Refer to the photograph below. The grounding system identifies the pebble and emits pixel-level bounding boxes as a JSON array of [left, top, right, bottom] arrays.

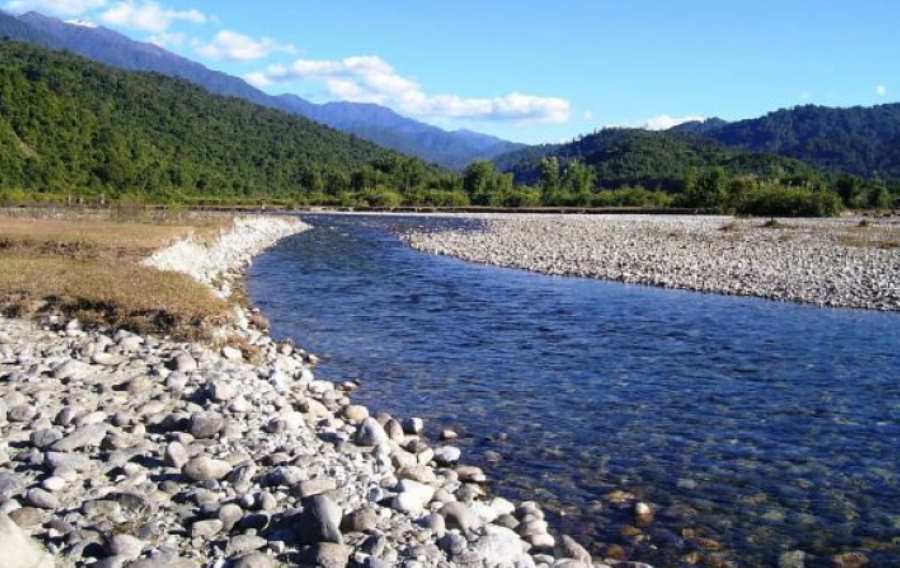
[[183, 457, 233, 481]]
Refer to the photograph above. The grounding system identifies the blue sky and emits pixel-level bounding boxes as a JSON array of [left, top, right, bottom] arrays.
[[6, 0, 899, 143]]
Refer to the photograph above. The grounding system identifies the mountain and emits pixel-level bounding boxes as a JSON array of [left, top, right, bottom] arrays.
[[680, 104, 900, 180], [494, 128, 821, 191], [0, 41, 453, 201], [2, 11, 522, 169], [668, 117, 729, 135]]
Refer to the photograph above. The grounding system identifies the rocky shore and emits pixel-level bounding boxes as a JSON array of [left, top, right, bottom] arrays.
[[0, 216, 628, 568], [404, 215, 900, 311]]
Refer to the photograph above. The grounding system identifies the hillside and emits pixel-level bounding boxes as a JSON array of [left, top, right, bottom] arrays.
[[690, 104, 900, 180], [2, 11, 523, 169], [0, 41, 450, 202], [494, 128, 821, 191]]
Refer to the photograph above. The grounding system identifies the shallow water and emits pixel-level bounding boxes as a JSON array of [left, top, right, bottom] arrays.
[[248, 214, 900, 567]]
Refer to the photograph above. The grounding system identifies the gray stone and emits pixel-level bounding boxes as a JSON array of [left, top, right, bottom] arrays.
[[300, 542, 350, 568], [341, 507, 377, 533], [107, 534, 144, 560], [50, 424, 107, 451], [0, 513, 54, 568], [439, 502, 478, 532], [167, 352, 197, 373], [218, 503, 244, 532], [0, 472, 24, 500], [183, 457, 232, 481], [165, 441, 189, 469], [354, 418, 388, 447], [29, 429, 63, 449], [8, 404, 37, 423], [26, 488, 60, 510], [433, 446, 461, 466], [52, 359, 91, 380], [557, 535, 592, 565], [226, 534, 267, 556], [191, 519, 223, 538], [231, 552, 276, 568], [296, 479, 336, 499], [296, 494, 342, 545], [189, 412, 225, 439]]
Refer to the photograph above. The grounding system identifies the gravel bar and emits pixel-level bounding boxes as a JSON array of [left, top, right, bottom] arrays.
[[404, 214, 900, 312]]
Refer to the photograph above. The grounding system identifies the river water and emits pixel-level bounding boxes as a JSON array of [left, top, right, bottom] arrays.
[[247, 214, 900, 567]]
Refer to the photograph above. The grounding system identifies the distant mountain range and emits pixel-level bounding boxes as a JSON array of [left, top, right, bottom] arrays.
[[493, 104, 900, 186], [675, 105, 900, 180], [0, 10, 524, 169], [0, 41, 453, 201], [492, 128, 820, 191]]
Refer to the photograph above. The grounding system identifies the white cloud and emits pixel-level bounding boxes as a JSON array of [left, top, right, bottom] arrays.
[[197, 30, 295, 62], [641, 114, 706, 130], [876, 84, 887, 96], [100, 1, 205, 33], [608, 114, 706, 130], [584, 110, 593, 120], [4, 0, 106, 16], [251, 55, 571, 123], [148, 30, 186, 47]]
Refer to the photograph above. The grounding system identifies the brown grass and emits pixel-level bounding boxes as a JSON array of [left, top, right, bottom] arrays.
[[0, 210, 232, 339]]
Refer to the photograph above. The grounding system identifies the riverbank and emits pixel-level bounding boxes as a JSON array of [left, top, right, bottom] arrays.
[[0, 213, 613, 568], [404, 214, 900, 311]]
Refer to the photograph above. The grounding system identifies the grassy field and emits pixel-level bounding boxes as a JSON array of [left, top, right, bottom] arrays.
[[0, 209, 232, 339]]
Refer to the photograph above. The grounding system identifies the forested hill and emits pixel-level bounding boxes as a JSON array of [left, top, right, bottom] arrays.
[[493, 128, 820, 191], [0, 41, 452, 203], [690, 104, 900, 180], [0, 11, 523, 169]]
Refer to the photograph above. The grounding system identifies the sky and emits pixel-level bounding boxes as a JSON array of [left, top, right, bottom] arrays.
[[5, 0, 900, 144]]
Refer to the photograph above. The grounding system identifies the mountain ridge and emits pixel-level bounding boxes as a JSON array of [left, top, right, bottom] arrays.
[[1, 10, 524, 169]]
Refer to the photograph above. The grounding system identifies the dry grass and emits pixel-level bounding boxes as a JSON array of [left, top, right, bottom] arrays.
[[0, 210, 232, 339]]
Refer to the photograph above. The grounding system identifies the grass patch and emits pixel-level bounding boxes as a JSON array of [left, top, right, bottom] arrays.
[[0, 210, 232, 339]]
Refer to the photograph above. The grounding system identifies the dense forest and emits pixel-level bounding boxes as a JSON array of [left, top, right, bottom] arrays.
[[0, 10, 522, 169], [493, 128, 821, 190], [490, 128, 896, 215], [0, 41, 464, 207], [693, 104, 900, 180]]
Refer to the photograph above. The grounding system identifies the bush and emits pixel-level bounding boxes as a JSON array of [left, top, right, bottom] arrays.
[[360, 189, 403, 208], [500, 188, 542, 207], [591, 187, 674, 208], [736, 184, 843, 217]]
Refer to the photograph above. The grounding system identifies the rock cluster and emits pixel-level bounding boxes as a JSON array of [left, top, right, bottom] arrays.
[[0, 312, 624, 568], [0, 216, 636, 567], [404, 215, 900, 311]]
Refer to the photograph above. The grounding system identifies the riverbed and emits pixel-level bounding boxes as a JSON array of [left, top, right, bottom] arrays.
[[248, 214, 900, 567]]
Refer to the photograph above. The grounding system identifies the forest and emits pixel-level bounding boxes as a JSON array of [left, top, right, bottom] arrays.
[[0, 41, 896, 216]]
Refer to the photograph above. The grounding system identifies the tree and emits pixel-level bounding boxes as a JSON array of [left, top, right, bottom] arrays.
[[539, 157, 561, 204], [685, 167, 729, 209], [562, 160, 596, 204], [836, 174, 861, 207]]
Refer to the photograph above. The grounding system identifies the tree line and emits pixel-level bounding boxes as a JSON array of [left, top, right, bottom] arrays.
[[1, 41, 896, 216]]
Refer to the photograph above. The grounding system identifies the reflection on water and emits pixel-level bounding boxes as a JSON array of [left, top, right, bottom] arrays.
[[248, 214, 900, 567]]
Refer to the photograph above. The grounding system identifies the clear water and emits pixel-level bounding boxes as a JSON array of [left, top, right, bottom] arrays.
[[247, 214, 900, 567]]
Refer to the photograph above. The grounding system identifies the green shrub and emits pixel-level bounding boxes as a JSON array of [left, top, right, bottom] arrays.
[[736, 185, 843, 217]]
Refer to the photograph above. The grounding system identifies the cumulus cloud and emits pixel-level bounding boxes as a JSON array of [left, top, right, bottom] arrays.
[[197, 30, 295, 62], [4, 0, 106, 16], [148, 30, 186, 47], [641, 114, 706, 130], [608, 114, 706, 130], [100, 1, 205, 33], [876, 84, 887, 96], [249, 55, 570, 123]]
